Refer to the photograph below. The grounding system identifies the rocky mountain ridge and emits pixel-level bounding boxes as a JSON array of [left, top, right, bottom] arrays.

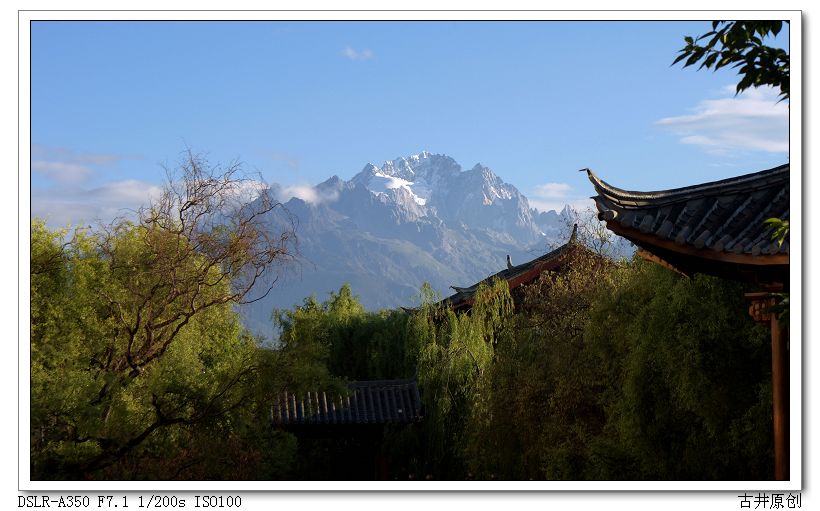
[[243, 152, 577, 339]]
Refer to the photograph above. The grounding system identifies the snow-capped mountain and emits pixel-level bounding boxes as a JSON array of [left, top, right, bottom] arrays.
[[242, 152, 574, 338], [350, 151, 459, 207], [348, 152, 547, 244]]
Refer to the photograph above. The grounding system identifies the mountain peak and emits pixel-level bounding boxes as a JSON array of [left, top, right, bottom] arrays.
[[352, 152, 461, 186], [409, 150, 431, 161], [240, 151, 589, 336]]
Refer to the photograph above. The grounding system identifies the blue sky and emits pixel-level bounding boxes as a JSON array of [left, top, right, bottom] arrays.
[[30, 20, 790, 227]]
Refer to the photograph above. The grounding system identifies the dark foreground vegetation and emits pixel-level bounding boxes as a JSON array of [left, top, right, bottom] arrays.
[[30, 158, 773, 481]]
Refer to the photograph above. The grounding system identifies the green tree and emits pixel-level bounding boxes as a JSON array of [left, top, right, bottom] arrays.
[[273, 284, 417, 383], [30, 153, 298, 478], [449, 255, 773, 480], [583, 261, 772, 479], [460, 249, 618, 479], [414, 279, 515, 478], [270, 284, 424, 479], [674, 21, 789, 100]]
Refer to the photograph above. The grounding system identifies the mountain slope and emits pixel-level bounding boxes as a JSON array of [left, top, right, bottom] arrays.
[[242, 152, 571, 339]]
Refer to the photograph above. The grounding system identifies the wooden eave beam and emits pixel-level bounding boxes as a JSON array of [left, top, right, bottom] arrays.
[[636, 248, 688, 277], [605, 221, 789, 267]]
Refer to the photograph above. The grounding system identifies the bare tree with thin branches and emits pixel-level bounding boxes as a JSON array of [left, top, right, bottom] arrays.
[[31, 151, 299, 477], [96, 151, 297, 379]]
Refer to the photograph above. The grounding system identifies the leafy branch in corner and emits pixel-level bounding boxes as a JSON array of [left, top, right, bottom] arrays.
[[673, 21, 789, 101]]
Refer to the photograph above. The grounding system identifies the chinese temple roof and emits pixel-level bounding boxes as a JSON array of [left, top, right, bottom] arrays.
[[272, 378, 422, 426], [585, 163, 789, 285], [440, 226, 589, 312]]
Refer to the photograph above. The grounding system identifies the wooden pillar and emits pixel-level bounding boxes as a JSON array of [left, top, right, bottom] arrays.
[[770, 313, 789, 480], [746, 292, 789, 480]]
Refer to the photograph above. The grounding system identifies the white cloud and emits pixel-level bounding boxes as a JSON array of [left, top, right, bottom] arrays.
[[30, 145, 141, 187], [83, 180, 164, 205], [32, 179, 163, 228], [342, 46, 374, 61], [277, 183, 339, 205], [656, 85, 788, 154], [31, 160, 93, 185], [33, 177, 287, 230], [281, 184, 318, 203], [532, 182, 572, 199], [224, 179, 270, 204]]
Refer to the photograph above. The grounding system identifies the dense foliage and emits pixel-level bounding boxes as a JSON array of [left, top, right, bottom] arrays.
[[31, 214, 774, 480], [31, 220, 286, 479], [463, 257, 772, 480], [263, 251, 773, 480], [274, 284, 417, 383], [30, 155, 300, 480]]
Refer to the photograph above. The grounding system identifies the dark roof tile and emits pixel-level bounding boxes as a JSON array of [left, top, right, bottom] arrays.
[[273, 378, 423, 426], [586, 164, 789, 259], [585, 164, 789, 285]]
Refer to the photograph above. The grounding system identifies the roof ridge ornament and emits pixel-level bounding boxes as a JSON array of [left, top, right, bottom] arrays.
[[506, 255, 513, 270], [569, 224, 578, 245]]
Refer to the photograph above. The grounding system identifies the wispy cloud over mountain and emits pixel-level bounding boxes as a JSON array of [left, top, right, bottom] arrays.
[[274, 183, 339, 205]]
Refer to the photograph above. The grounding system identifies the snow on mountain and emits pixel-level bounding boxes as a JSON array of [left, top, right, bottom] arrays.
[[346, 152, 550, 244], [241, 152, 575, 339], [350, 151, 461, 207], [367, 172, 427, 206]]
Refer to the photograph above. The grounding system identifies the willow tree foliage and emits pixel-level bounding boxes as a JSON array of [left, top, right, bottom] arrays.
[[273, 283, 417, 383], [459, 250, 619, 479], [267, 255, 773, 481], [583, 260, 772, 480], [412, 279, 515, 478], [416, 253, 773, 480]]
